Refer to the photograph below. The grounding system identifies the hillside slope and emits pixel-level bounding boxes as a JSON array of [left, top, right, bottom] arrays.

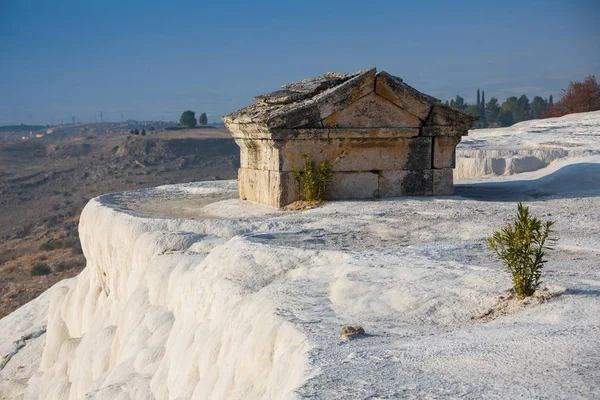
[[0, 130, 238, 318]]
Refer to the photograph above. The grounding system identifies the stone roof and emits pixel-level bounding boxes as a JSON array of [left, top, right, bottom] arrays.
[[222, 67, 477, 132]]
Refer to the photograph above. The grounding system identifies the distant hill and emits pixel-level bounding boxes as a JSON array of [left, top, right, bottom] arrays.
[[0, 124, 48, 133]]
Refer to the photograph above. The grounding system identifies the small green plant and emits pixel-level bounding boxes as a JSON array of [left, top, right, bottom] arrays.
[[31, 261, 52, 276], [292, 153, 333, 201], [39, 239, 66, 251], [488, 203, 556, 298], [54, 260, 82, 272]]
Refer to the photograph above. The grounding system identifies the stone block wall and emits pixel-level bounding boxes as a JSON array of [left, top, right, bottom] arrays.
[[224, 68, 476, 208]]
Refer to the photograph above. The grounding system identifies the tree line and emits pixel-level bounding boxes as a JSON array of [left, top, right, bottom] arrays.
[[180, 111, 208, 128], [447, 75, 600, 128]]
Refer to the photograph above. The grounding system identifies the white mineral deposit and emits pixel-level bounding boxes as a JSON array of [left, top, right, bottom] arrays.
[[1, 111, 600, 399]]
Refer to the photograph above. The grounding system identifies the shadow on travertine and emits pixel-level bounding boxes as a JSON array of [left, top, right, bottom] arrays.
[[455, 163, 600, 202]]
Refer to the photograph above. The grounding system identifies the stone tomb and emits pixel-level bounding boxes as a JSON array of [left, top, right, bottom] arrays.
[[223, 68, 476, 208]]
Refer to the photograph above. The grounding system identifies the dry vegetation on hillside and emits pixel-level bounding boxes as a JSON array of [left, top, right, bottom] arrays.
[[0, 128, 239, 317]]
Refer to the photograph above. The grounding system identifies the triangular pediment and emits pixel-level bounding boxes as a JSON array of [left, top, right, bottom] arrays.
[[322, 92, 422, 128]]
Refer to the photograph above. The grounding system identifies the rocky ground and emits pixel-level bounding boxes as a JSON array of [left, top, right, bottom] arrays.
[[0, 128, 238, 318]]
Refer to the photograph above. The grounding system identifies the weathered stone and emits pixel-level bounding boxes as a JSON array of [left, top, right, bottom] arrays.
[[235, 139, 282, 171], [433, 169, 454, 195], [327, 172, 379, 199], [252, 90, 311, 105], [223, 99, 321, 129], [282, 76, 338, 94], [314, 68, 377, 120], [238, 168, 299, 208], [339, 326, 365, 340], [421, 125, 469, 137], [424, 103, 477, 129], [324, 72, 351, 80], [223, 67, 474, 207], [433, 136, 461, 169], [375, 72, 437, 121], [279, 137, 431, 172], [327, 127, 419, 139], [264, 99, 322, 129], [378, 170, 433, 197], [269, 128, 329, 140], [227, 123, 273, 139], [322, 92, 421, 128]]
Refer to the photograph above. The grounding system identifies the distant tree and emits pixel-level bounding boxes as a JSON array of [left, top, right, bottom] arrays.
[[531, 96, 549, 119], [542, 76, 600, 119], [514, 95, 531, 122], [501, 96, 518, 114], [198, 112, 208, 126], [541, 102, 567, 118], [141, 129, 146, 136], [180, 110, 197, 128], [450, 95, 467, 111], [485, 97, 501, 126], [477, 89, 481, 107], [465, 104, 480, 117], [498, 110, 514, 127], [560, 75, 600, 114], [134, 128, 140, 135], [481, 90, 487, 127]]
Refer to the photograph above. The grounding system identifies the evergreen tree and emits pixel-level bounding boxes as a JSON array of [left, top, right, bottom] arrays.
[[180, 110, 197, 128], [465, 104, 480, 116], [481, 90, 487, 127], [450, 95, 467, 111], [498, 110, 514, 127], [549, 94, 554, 107], [199, 112, 208, 126], [531, 96, 549, 119], [515, 95, 531, 122], [485, 97, 501, 126], [477, 89, 481, 107], [502, 96, 518, 113]]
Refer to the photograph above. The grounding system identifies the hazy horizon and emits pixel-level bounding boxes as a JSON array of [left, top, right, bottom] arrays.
[[1, 0, 599, 125]]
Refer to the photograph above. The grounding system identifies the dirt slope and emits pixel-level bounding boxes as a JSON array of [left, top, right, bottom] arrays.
[[0, 129, 239, 317]]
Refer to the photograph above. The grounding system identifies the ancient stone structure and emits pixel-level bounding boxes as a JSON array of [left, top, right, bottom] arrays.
[[223, 67, 476, 208]]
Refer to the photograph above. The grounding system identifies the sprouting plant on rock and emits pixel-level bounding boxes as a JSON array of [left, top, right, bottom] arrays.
[[488, 203, 556, 298], [292, 153, 333, 202]]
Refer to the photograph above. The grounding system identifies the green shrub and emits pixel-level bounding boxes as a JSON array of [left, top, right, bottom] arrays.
[[292, 153, 333, 202], [31, 261, 52, 276], [39, 239, 65, 251], [488, 203, 556, 298], [54, 260, 79, 272]]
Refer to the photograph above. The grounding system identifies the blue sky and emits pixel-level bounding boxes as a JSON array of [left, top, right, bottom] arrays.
[[1, 0, 598, 125]]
